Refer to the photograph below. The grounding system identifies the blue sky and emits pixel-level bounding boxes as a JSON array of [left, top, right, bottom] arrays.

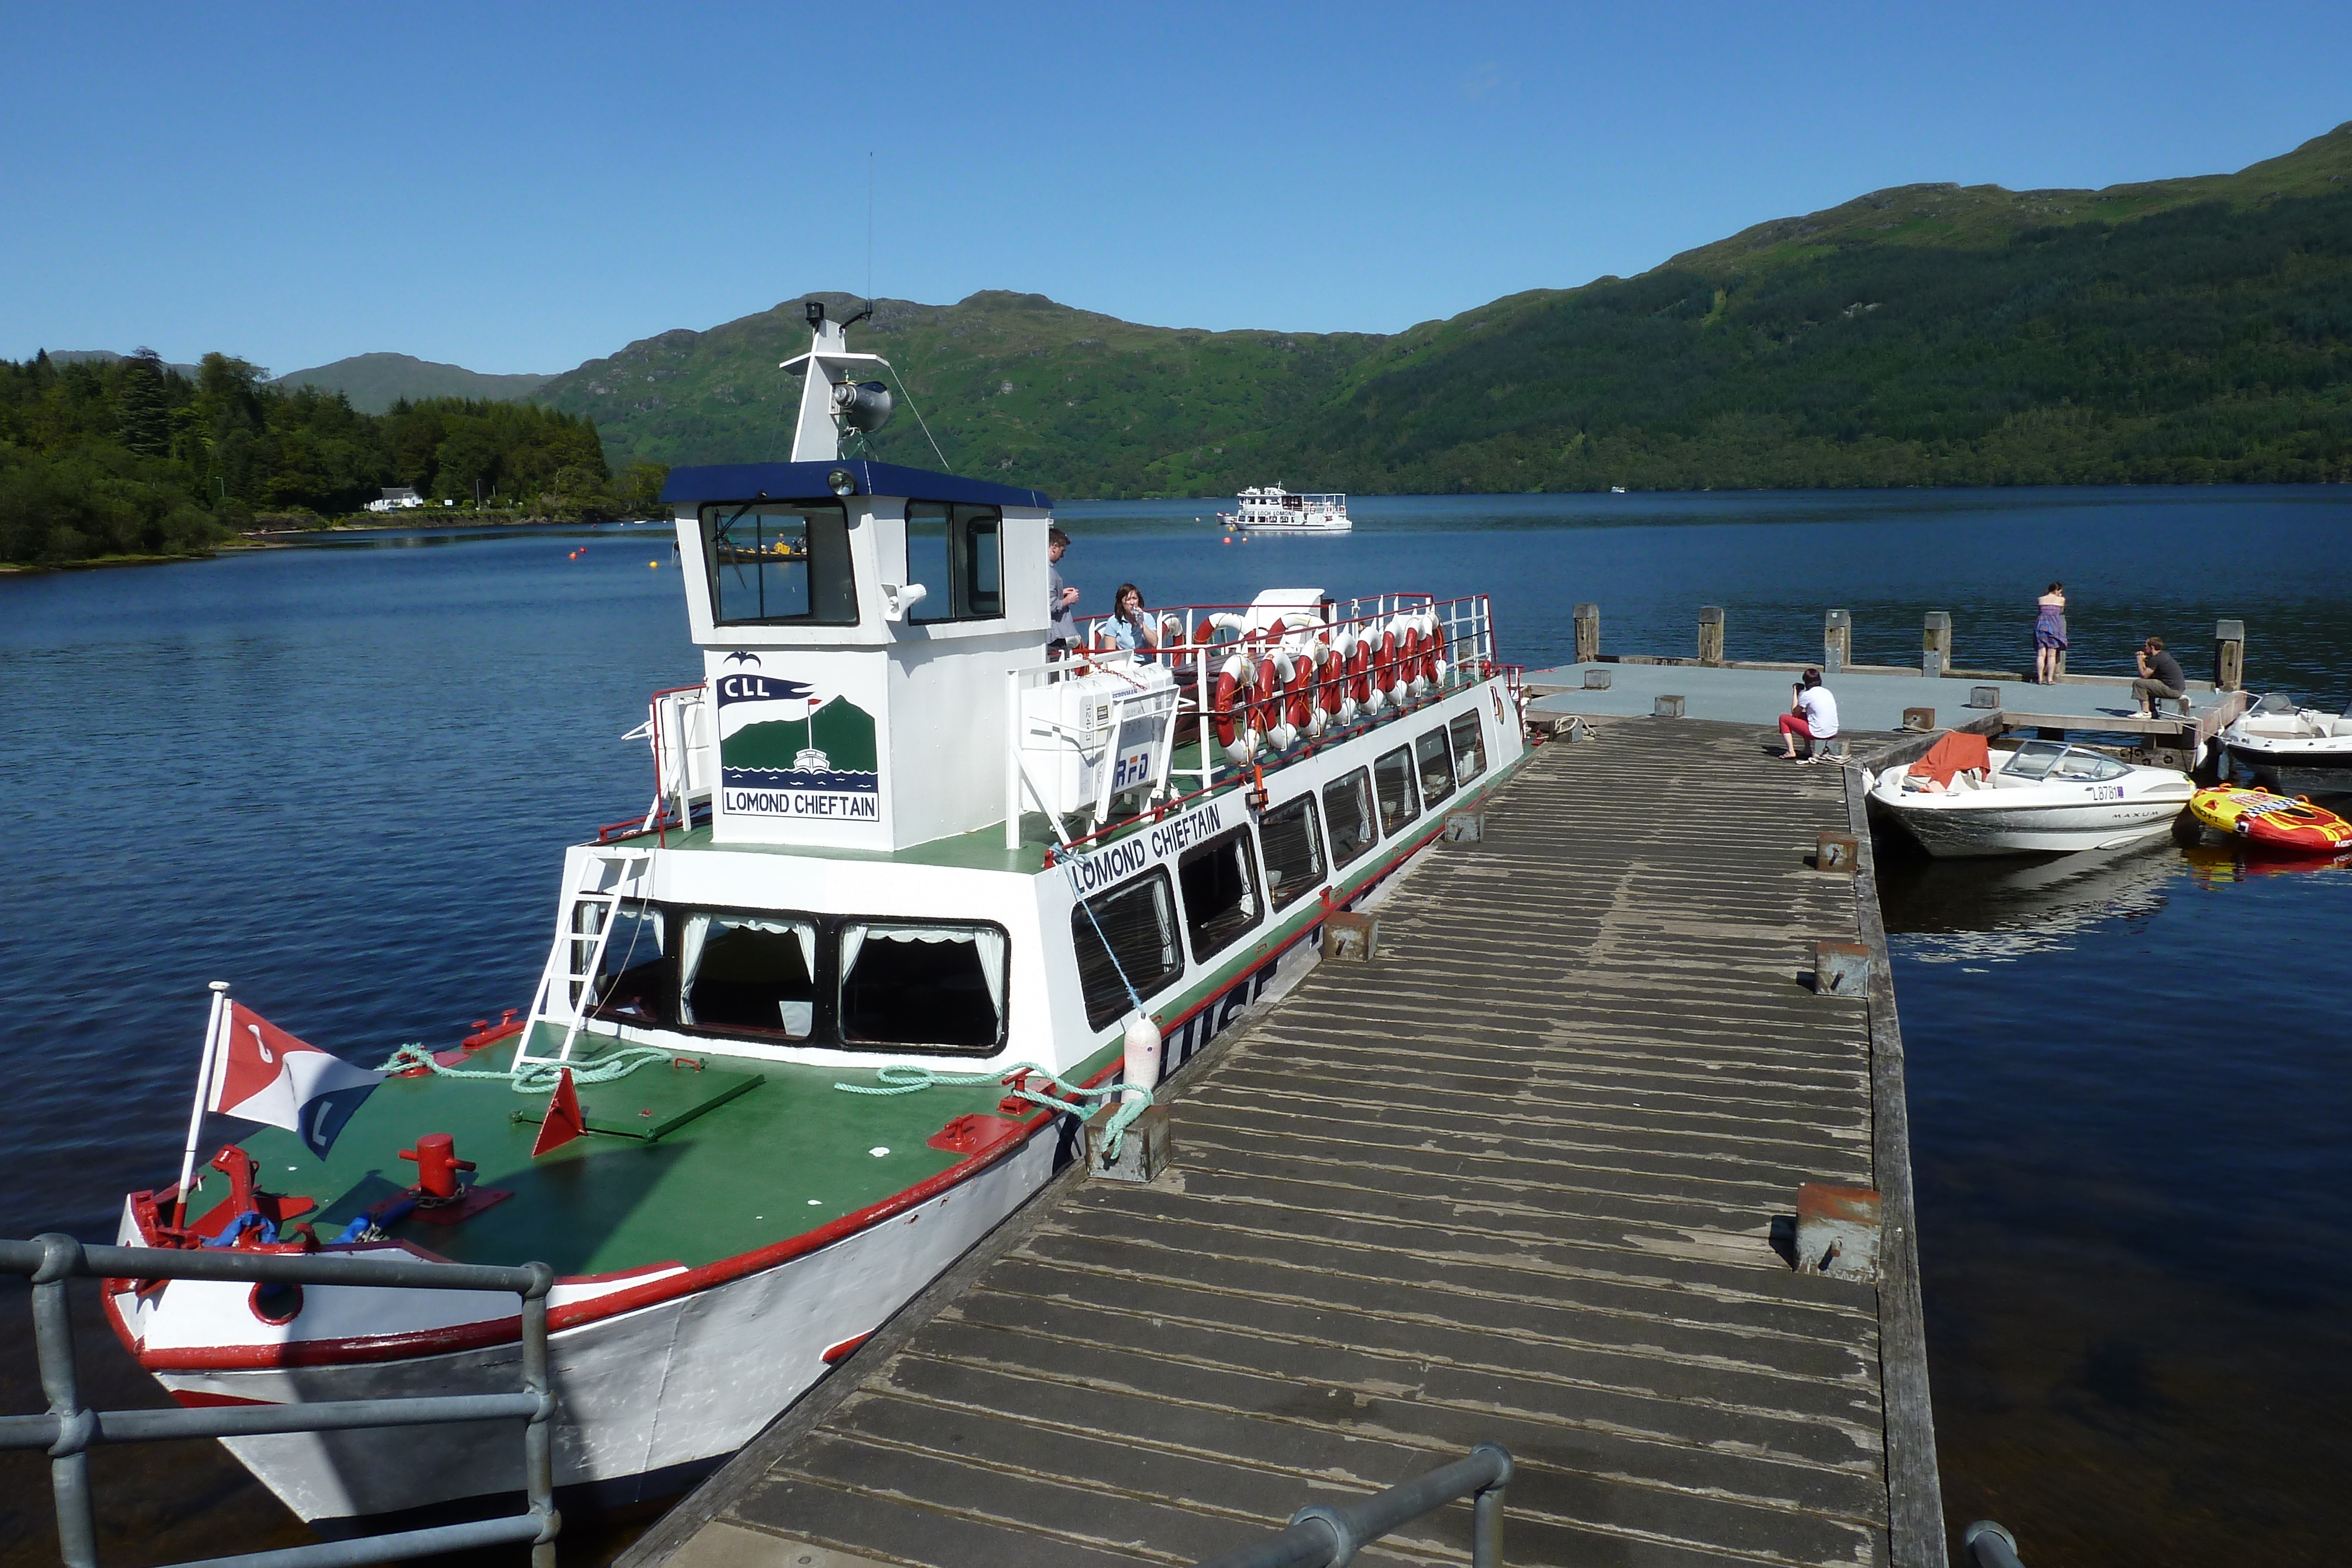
[[6, 2, 2349, 376]]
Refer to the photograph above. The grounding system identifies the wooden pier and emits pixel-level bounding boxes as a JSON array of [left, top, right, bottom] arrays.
[[624, 720, 1943, 1568]]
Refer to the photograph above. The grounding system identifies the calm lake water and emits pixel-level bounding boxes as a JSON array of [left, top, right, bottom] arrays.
[[2, 486, 2346, 1567]]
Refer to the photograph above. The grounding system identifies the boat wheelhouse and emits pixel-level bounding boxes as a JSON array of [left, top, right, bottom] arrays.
[[1218, 484, 1351, 534], [106, 303, 1529, 1526]]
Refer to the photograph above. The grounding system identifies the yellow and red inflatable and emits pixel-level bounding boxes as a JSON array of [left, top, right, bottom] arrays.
[[2187, 786, 2352, 855]]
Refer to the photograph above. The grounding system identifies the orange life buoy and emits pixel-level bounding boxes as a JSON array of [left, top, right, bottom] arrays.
[[1249, 657, 1283, 736], [1372, 630, 1399, 693], [1285, 653, 1315, 727], [1211, 658, 1249, 747]]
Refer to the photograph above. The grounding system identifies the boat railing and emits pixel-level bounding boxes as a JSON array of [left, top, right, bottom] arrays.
[[1031, 594, 1499, 840], [1186, 1442, 1511, 1568], [0, 1233, 559, 1568]]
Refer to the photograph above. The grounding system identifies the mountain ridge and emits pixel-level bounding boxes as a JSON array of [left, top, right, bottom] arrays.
[[272, 353, 556, 414]]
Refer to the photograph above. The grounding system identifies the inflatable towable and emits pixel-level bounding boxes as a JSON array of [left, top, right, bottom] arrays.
[[2187, 785, 2352, 855]]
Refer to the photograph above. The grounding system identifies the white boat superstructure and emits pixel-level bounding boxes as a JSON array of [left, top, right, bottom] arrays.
[[1867, 737, 2194, 858], [2221, 692, 2352, 794], [1218, 485, 1351, 534]]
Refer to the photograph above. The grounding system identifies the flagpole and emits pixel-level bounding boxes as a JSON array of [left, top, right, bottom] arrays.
[[171, 981, 232, 1235]]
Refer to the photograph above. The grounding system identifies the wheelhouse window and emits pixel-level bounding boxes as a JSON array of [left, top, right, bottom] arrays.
[[1415, 727, 1457, 808], [838, 922, 1008, 1053], [681, 912, 820, 1038], [1322, 769, 1378, 866], [1178, 826, 1264, 958], [1448, 711, 1486, 783], [1260, 795, 1325, 910], [1372, 745, 1421, 837], [904, 502, 1004, 623], [703, 501, 857, 626], [1071, 870, 1184, 1029]]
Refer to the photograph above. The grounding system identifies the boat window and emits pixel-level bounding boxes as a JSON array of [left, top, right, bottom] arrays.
[[838, 921, 1007, 1053], [1415, 727, 1457, 807], [592, 902, 676, 1026], [1373, 745, 1421, 836], [903, 503, 1005, 622], [1449, 711, 1486, 783], [681, 912, 821, 1038], [1178, 825, 1264, 958], [1322, 768, 1378, 867], [703, 502, 857, 626], [2050, 749, 2130, 782], [1260, 795, 1325, 910], [1071, 870, 1183, 1029], [1999, 740, 2068, 780]]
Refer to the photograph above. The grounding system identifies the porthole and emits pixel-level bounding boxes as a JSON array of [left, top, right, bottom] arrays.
[[249, 1282, 303, 1326]]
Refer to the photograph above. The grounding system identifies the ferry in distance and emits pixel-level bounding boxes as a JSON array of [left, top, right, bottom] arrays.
[[1218, 485, 1351, 534]]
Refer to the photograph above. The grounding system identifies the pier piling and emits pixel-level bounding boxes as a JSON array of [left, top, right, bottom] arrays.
[[1573, 603, 1600, 664], [1922, 611, 1951, 680], [1697, 605, 1726, 666], [1825, 609, 1851, 675], [2214, 619, 2245, 691]]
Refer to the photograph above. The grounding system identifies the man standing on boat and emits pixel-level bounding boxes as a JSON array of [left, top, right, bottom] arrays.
[[1047, 527, 1078, 657], [1778, 668, 1840, 761]]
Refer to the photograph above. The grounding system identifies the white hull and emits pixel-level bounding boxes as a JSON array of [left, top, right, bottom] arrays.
[[1222, 518, 1351, 534], [1880, 798, 2185, 858], [1869, 746, 2194, 859]]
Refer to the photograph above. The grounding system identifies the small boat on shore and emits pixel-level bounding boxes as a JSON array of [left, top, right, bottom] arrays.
[[1866, 733, 2193, 858], [2220, 693, 2352, 794], [1218, 485, 1351, 534], [2187, 785, 2352, 856]]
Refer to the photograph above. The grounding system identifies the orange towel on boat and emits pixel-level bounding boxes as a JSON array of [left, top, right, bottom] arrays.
[[1909, 733, 1991, 787]]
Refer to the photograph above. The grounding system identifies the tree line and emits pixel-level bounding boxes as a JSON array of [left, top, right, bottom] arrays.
[[0, 350, 668, 566]]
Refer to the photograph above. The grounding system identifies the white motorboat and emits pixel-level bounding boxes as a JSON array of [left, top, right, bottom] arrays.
[[1867, 735, 2194, 858], [2221, 692, 2352, 794], [1218, 485, 1350, 534]]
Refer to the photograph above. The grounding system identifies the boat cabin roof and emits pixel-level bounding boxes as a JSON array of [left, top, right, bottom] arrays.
[[663, 459, 1052, 510]]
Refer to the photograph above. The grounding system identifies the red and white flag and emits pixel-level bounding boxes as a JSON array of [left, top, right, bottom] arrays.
[[207, 1002, 383, 1159]]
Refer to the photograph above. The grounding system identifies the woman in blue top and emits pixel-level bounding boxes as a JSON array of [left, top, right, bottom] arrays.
[[1105, 583, 1162, 662], [2033, 583, 2067, 685]]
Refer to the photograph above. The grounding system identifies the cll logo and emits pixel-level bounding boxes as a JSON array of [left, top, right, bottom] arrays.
[[717, 674, 814, 706]]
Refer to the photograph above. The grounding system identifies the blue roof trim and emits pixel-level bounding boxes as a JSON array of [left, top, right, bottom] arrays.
[[659, 460, 1052, 510]]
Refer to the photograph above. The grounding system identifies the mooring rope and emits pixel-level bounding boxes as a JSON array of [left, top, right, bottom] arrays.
[[376, 1041, 675, 1095], [833, 1060, 1147, 1156]]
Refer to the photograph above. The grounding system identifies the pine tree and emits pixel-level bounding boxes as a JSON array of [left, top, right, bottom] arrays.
[[117, 348, 171, 456]]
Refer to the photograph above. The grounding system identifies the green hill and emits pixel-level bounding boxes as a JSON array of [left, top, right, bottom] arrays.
[[540, 121, 2352, 494], [273, 353, 556, 414]]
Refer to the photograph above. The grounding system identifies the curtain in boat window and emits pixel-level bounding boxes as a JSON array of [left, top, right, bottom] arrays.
[[679, 912, 819, 1037], [838, 922, 1008, 1054]]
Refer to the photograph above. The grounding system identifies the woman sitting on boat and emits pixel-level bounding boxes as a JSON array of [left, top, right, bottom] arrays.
[[2033, 583, 2067, 684], [1105, 583, 1163, 662]]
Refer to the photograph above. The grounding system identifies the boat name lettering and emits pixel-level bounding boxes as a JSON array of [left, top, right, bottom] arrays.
[[717, 674, 814, 705], [723, 789, 880, 819], [1064, 803, 1225, 897]]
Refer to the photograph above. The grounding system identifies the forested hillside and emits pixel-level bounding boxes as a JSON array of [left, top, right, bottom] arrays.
[[0, 352, 662, 564], [543, 122, 2352, 495]]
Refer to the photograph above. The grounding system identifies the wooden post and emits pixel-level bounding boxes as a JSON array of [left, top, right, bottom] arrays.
[[2214, 619, 2245, 692], [1697, 606, 1725, 666], [1922, 611, 1950, 681], [1823, 610, 1850, 676], [1573, 603, 1600, 664]]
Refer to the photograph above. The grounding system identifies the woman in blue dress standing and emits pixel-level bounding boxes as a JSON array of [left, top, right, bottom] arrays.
[[2033, 583, 2067, 684]]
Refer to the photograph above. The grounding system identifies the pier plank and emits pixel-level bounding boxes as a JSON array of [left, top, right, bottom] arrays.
[[634, 718, 1939, 1568]]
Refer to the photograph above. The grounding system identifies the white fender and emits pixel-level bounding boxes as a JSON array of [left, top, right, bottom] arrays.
[[1122, 1012, 1163, 1090]]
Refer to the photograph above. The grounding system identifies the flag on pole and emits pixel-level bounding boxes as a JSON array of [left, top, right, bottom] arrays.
[[207, 1002, 384, 1159]]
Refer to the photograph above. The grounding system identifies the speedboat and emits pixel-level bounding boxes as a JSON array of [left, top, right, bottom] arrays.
[[2221, 692, 2352, 794], [1866, 734, 2194, 858]]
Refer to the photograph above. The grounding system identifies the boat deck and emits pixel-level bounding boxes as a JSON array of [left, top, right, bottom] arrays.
[[627, 718, 1942, 1568]]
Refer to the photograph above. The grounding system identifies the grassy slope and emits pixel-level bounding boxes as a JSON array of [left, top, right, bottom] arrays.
[[541, 123, 2352, 495], [274, 353, 556, 415]]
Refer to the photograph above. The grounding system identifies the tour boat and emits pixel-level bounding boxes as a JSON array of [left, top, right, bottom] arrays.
[[1865, 733, 2193, 858], [2220, 692, 2352, 794], [1217, 485, 1351, 534], [102, 301, 1528, 1527]]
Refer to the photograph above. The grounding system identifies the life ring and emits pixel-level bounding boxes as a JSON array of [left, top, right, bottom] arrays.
[[1211, 655, 1252, 748], [1318, 638, 1348, 716], [1285, 650, 1317, 728], [1348, 637, 1372, 704], [1371, 630, 1399, 694], [1398, 627, 1422, 697], [1248, 656, 1284, 737]]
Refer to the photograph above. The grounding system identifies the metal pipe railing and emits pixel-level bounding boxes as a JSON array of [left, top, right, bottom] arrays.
[[1, 1233, 559, 1568], [1190, 1443, 1512, 1568], [1963, 1520, 2024, 1568]]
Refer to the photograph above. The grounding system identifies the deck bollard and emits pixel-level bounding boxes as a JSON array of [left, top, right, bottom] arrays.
[[1794, 1182, 1883, 1283], [1573, 603, 1600, 664], [2214, 619, 2245, 691], [1812, 939, 1872, 995], [1967, 686, 2000, 710], [1582, 668, 1611, 690], [1823, 610, 1850, 676], [1085, 1102, 1172, 1183], [1815, 831, 1859, 874], [1653, 695, 1685, 718], [1696, 606, 1725, 666], [1922, 611, 1950, 680], [1902, 707, 1935, 731], [1325, 910, 1378, 961], [1443, 811, 1484, 843]]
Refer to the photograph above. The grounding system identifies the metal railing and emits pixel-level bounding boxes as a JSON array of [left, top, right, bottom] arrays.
[[1963, 1520, 2024, 1567], [1, 1234, 559, 1568], [1190, 1443, 1512, 1568]]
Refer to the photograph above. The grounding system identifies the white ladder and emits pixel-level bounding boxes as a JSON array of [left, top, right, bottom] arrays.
[[519, 848, 654, 1070]]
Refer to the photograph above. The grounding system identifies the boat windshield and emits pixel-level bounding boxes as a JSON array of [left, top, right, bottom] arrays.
[[2001, 741, 2129, 782], [703, 501, 857, 626]]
